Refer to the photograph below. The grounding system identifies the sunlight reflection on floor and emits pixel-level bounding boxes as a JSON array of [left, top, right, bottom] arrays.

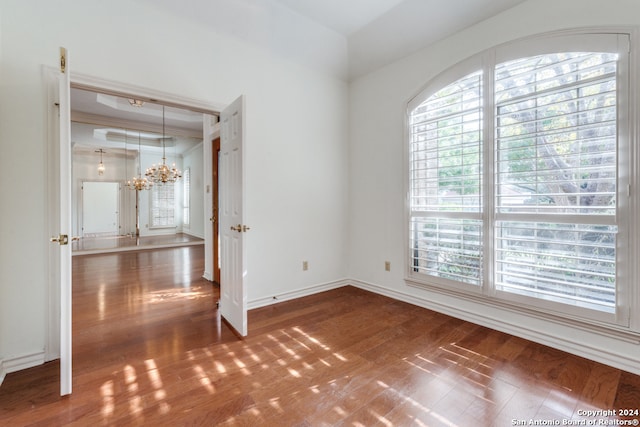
[[145, 286, 211, 304], [144, 359, 171, 414], [98, 324, 508, 425], [100, 380, 114, 418]]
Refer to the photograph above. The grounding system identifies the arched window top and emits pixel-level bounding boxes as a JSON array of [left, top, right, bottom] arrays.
[[409, 32, 627, 113]]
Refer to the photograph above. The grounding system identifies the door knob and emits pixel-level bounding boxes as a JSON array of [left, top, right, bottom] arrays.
[[230, 224, 242, 232]]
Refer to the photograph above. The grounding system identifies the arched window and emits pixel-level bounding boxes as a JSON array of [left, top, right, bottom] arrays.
[[407, 33, 631, 326]]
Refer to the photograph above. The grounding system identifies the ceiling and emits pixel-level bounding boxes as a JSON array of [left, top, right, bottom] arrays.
[[269, 0, 407, 35], [71, 0, 527, 152], [271, 0, 527, 78], [71, 87, 205, 156]]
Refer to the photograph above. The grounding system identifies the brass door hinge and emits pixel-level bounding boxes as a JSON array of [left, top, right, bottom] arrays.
[[60, 47, 67, 73]]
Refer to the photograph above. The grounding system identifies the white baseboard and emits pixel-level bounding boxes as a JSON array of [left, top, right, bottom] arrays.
[[202, 271, 213, 281], [183, 230, 205, 240], [5, 352, 46, 374], [0, 359, 5, 387], [248, 278, 349, 310], [1, 351, 45, 377], [349, 279, 640, 376]]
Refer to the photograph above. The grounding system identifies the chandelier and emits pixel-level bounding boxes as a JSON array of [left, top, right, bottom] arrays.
[[96, 149, 106, 176], [127, 131, 152, 191], [145, 106, 182, 184], [128, 98, 145, 108]]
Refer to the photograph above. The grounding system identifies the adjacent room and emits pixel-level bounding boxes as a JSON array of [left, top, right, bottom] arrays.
[[69, 88, 207, 255]]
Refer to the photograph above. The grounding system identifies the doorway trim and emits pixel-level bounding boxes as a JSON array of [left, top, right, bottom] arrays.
[[46, 69, 226, 372]]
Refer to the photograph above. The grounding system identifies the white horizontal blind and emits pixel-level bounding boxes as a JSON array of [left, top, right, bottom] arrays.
[[494, 52, 618, 313], [151, 182, 175, 227], [183, 168, 190, 226], [409, 71, 483, 286]]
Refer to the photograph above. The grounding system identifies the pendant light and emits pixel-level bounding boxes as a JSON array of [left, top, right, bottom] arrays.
[[96, 149, 106, 176], [145, 106, 181, 184]]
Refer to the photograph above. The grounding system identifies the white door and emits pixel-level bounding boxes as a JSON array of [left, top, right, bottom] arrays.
[[82, 182, 119, 235], [219, 95, 247, 336], [56, 47, 73, 396]]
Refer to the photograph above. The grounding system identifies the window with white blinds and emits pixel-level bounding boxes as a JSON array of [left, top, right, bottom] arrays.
[[409, 70, 483, 287], [408, 33, 630, 325], [183, 168, 191, 226], [151, 183, 175, 228], [494, 52, 619, 314]]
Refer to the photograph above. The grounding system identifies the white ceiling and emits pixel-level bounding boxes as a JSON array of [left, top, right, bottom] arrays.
[[269, 0, 407, 35], [72, 0, 527, 150], [271, 0, 527, 78]]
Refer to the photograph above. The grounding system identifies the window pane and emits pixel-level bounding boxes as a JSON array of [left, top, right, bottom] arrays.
[[495, 52, 618, 215], [496, 221, 616, 313], [410, 71, 483, 212], [411, 217, 483, 286], [151, 183, 175, 227]]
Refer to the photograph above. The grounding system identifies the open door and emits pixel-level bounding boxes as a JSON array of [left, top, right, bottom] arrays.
[[50, 47, 73, 396], [218, 96, 247, 336]]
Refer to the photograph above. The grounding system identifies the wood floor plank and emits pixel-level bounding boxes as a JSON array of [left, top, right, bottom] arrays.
[[1, 246, 639, 426]]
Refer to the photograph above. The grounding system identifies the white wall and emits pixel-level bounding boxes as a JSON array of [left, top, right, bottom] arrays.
[[0, 0, 348, 371], [348, 0, 640, 374]]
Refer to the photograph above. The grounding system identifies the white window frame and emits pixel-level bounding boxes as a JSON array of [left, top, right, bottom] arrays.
[[183, 167, 191, 227], [405, 30, 638, 332], [150, 182, 176, 229]]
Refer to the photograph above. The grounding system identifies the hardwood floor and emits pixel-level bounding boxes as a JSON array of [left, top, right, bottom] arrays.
[[1, 246, 639, 426]]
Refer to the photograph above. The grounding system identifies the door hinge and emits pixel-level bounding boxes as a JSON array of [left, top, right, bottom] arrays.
[[60, 47, 67, 73]]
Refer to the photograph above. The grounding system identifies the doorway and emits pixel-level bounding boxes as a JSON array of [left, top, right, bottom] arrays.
[[50, 67, 247, 395], [50, 71, 219, 395]]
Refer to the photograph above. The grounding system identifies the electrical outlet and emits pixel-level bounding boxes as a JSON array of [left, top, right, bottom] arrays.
[[385, 261, 391, 271], [302, 261, 309, 271]]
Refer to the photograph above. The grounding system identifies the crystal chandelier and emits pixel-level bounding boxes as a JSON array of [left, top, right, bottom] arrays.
[[96, 148, 106, 176], [145, 106, 182, 184], [127, 131, 152, 191], [128, 98, 145, 108]]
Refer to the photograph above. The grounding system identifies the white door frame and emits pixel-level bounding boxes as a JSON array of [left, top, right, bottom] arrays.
[[46, 70, 232, 395]]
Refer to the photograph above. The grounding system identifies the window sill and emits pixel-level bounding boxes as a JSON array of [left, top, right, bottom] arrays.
[[405, 276, 640, 344]]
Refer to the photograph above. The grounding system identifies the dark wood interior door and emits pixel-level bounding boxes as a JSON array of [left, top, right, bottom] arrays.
[[212, 137, 221, 283]]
